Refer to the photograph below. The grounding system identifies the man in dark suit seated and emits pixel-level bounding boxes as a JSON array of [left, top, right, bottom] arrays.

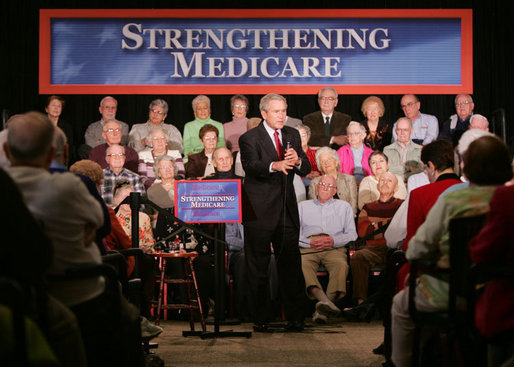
[[239, 93, 311, 332], [302, 86, 352, 150]]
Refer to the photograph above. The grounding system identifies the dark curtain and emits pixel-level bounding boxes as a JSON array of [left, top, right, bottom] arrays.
[[1, 0, 512, 149]]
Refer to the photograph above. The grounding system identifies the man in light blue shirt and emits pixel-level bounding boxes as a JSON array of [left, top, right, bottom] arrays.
[[392, 94, 438, 145], [298, 174, 357, 323]]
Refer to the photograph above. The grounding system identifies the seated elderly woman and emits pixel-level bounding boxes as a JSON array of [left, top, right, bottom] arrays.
[[309, 147, 358, 215], [185, 124, 219, 180], [138, 128, 185, 189], [358, 151, 407, 210], [361, 96, 392, 151], [337, 121, 374, 183], [296, 124, 321, 186], [128, 98, 183, 153], [224, 94, 249, 153], [147, 155, 177, 210], [183, 95, 225, 157]]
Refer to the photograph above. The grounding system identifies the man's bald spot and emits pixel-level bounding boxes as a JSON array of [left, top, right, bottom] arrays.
[[7, 111, 55, 161], [396, 117, 412, 129], [213, 147, 231, 160], [381, 171, 398, 185]]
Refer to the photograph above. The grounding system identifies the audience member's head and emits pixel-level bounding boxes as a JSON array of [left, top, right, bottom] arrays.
[[454, 94, 474, 120], [52, 126, 68, 165], [112, 180, 134, 207], [70, 159, 104, 190], [400, 94, 420, 121], [99, 96, 118, 121], [469, 114, 489, 131], [361, 96, 385, 121], [317, 86, 339, 115], [192, 95, 211, 120], [420, 140, 454, 183], [45, 95, 65, 121], [316, 147, 341, 175], [462, 136, 513, 185], [105, 144, 126, 174], [5, 111, 55, 168], [230, 94, 249, 119], [102, 119, 123, 145], [457, 128, 494, 156], [148, 99, 168, 125], [395, 117, 413, 144], [377, 171, 398, 200], [316, 174, 338, 204], [296, 123, 312, 150], [212, 147, 234, 173], [147, 128, 167, 153], [368, 151, 390, 179], [153, 155, 177, 180]]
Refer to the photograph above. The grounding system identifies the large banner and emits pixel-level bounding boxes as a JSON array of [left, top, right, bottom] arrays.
[[39, 9, 472, 95]]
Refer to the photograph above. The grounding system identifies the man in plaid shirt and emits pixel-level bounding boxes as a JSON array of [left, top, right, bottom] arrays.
[[101, 144, 145, 206]]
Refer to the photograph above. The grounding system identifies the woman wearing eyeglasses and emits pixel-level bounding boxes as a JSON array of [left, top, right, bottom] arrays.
[[223, 94, 249, 153], [138, 128, 185, 189], [128, 98, 184, 153], [185, 124, 219, 180], [308, 147, 358, 215]]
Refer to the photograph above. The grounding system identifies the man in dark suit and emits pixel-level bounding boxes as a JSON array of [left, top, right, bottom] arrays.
[[239, 93, 311, 332], [302, 86, 352, 149]]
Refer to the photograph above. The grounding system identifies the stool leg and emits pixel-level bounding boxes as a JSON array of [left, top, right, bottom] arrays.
[[183, 259, 195, 331], [189, 258, 206, 332], [155, 257, 167, 326]]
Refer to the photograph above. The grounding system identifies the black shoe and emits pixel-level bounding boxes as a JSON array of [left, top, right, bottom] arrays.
[[342, 303, 375, 322], [285, 320, 304, 332], [253, 323, 269, 332], [373, 343, 385, 355]]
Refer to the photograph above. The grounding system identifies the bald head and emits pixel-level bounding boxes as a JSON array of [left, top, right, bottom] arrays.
[[377, 171, 398, 201], [5, 111, 55, 167], [212, 147, 233, 172]]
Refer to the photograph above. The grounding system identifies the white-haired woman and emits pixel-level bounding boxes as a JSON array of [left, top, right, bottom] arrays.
[[138, 128, 185, 188], [182, 95, 225, 157], [337, 121, 374, 183], [309, 147, 358, 215], [128, 98, 184, 153]]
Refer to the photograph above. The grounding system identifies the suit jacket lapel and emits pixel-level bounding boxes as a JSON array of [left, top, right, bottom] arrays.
[[258, 122, 281, 161]]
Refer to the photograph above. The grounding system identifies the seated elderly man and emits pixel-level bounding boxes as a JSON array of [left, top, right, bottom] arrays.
[[351, 172, 403, 306], [128, 98, 183, 153], [299, 174, 357, 323], [4, 111, 141, 366], [438, 94, 474, 147], [391, 135, 513, 367], [392, 94, 438, 145], [88, 119, 139, 173], [384, 117, 423, 182], [101, 144, 145, 206]]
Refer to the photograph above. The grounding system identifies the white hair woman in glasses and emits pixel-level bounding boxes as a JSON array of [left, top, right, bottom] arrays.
[[128, 98, 184, 153], [138, 128, 185, 189], [309, 147, 358, 215], [337, 121, 374, 184]]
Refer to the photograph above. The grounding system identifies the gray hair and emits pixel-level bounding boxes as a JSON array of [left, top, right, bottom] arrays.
[[106, 144, 125, 156], [192, 95, 211, 110], [454, 94, 473, 105], [100, 96, 117, 107], [295, 124, 311, 136], [347, 121, 367, 136], [102, 119, 121, 130], [7, 111, 55, 162], [230, 94, 249, 109], [153, 155, 178, 178], [149, 99, 169, 115], [469, 114, 489, 128], [147, 128, 167, 148], [318, 86, 338, 99], [315, 147, 340, 173], [458, 128, 494, 156], [259, 93, 287, 112]]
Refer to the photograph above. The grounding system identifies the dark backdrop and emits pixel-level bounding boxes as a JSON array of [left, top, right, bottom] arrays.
[[1, 0, 512, 151]]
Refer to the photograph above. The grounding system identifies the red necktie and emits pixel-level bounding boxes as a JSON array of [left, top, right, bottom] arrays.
[[274, 130, 283, 160]]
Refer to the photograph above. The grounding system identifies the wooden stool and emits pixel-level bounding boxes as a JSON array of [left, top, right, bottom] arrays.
[[152, 252, 206, 332]]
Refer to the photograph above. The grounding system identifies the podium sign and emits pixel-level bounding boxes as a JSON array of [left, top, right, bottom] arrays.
[[174, 179, 242, 223]]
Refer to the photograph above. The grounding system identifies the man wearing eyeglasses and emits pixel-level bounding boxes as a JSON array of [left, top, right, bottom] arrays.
[[302, 86, 352, 149], [101, 144, 145, 206], [392, 94, 438, 145], [128, 98, 184, 153], [438, 94, 475, 147], [298, 174, 357, 323], [88, 119, 139, 173], [81, 96, 130, 158]]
